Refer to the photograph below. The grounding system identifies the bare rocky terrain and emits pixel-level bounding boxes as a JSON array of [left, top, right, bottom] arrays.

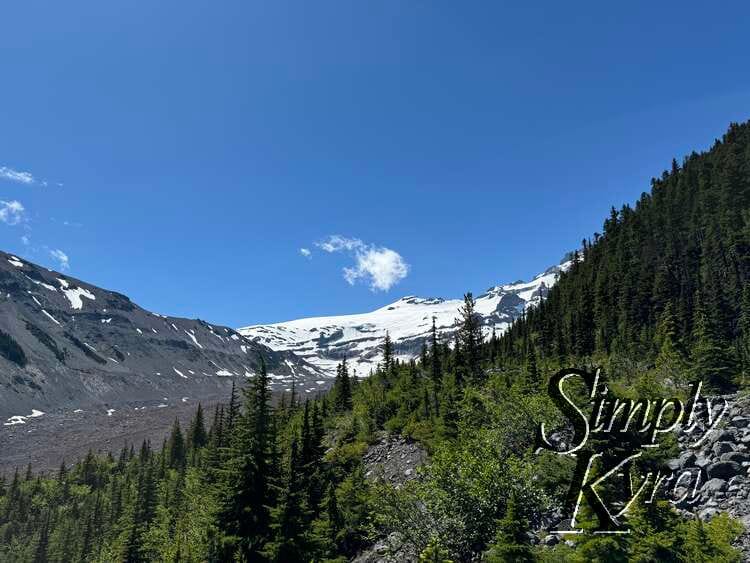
[[0, 393, 227, 475]]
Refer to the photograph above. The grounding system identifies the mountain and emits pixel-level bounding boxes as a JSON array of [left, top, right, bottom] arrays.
[[238, 259, 572, 377], [0, 251, 322, 419]]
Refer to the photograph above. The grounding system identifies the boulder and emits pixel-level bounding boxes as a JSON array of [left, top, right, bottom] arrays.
[[707, 461, 742, 479], [721, 451, 750, 464], [713, 441, 734, 456], [702, 478, 728, 493], [715, 430, 736, 443], [678, 451, 696, 469], [729, 416, 750, 428], [695, 455, 712, 469]]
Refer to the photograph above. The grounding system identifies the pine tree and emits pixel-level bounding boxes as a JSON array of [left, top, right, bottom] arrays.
[[430, 317, 442, 413], [32, 511, 50, 563], [168, 419, 186, 470], [226, 380, 240, 433], [457, 293, 483, 381], [691, 292, 736, 390], [738, 285, 750, 385], [188, 403, 208, 463], [217, 355, 274, 560], [655, 301, 686, 386], [333, 358, 352, 412], [265, 437, 309, 561], [485, 492, 533, 562], [383, 331, 394, 374], [523, 342, 540, 393]]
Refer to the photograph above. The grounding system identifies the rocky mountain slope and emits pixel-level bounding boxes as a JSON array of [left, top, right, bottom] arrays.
[[0, 251, 322, 420], [239, 259, 572, 377]]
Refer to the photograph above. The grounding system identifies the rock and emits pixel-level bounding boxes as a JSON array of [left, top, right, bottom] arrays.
[[707, 461, 742, 479], [721, 451, 750, 464], [543, 534, 559, 546], [362, 433, 427, 486], [715, 430, 735, 443], [695, 455, 712, 469], [678, 451, 697, 469], [713, 441, 735, 456], [729, 416, 750, 428], [702, 478, 728, 493]]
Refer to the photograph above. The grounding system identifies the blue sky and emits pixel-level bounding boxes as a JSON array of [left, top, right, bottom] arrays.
[[1, 1, 749, 327]]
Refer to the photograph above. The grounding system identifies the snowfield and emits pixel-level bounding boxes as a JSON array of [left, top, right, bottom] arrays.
[[239, 260, 572, 377]]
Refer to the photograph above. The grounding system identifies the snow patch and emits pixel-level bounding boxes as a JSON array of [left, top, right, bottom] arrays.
[[61, 286, 95, 310], [25, 275, 57, 291], [42, 309, 61, 325], [184, 330, 203, 349]]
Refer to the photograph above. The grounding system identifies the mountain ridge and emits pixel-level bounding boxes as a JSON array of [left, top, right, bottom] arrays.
[[239, 259, 572, 377], [0, 250, 322, 419]]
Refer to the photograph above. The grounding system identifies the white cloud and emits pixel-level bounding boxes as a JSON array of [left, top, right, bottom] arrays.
[[49, 249, 70, 271], [21, 235, 30, 246], [299, 247, 312, 258], [316, 235, 409, 291], [0, 166, 35, 185], [317, 235, 364, 253], [0, 200, 25, 225]]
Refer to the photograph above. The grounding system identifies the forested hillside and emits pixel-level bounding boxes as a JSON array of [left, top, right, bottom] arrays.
[[501, 121, 750, 391], [1, 121, 750, 561]]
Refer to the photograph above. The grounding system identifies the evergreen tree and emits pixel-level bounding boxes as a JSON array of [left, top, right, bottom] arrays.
[[383, 331, 394, 375], [333, 358, 353, 412], [217, 355, 274, 560], [265, 438, 309, 561], [691, 292, 736, 390], [485, 493, 533, 562], [457, 293, 483, 381], [168, 419, 186, 470]]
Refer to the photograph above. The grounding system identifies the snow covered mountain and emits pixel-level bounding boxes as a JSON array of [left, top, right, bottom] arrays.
[[239, 259, 572, 378], [0, 251, 322, 418]]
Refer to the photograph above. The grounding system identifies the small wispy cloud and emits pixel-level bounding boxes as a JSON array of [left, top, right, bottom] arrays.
[[299, 247, 312, 259], [0, 200, 25, 225], [0, 166, 47, 186], [316, 235, 409, 291], [21, 235, 30, 246], [49, 249, 70, 271]]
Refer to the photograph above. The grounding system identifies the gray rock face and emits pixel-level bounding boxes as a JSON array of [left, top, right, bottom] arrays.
[[0, 251, 322, 419]]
